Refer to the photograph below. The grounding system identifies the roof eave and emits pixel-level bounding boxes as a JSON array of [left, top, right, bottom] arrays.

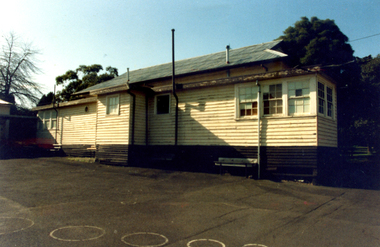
[[32, 97, 98, 111]]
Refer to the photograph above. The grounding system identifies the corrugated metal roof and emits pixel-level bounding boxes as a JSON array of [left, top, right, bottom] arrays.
[[78, 40, 286, 94]]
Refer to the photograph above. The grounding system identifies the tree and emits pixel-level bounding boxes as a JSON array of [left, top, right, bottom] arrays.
[[351, 55, 380, 152], [278, 17, 355, 67], [0, 32, 42, 106], [54, 64, 118, 102], [37, 92, 55, 106], [278, 17, 380, 154]]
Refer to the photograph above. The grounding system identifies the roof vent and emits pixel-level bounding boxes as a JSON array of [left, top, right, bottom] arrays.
[[226, 45, 230, 64]]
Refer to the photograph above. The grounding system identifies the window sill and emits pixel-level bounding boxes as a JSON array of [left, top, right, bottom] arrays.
[[235, 114, 318, 121], [106, 113, 120, 117], [317, 114, 335, 120], [235, 116, 258, 121]]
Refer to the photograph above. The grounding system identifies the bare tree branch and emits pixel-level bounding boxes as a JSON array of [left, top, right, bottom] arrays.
[[0, 32, 42, 106]]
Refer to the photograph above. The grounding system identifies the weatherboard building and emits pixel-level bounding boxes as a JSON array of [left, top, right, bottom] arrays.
[[33, 40, 338, 179]]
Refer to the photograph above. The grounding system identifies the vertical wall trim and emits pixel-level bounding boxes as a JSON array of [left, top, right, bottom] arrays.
[[94, 97, 99, 147], [145, 93, 149, 146], [60, 115, 63, 144], [256, 79, 261, 179]]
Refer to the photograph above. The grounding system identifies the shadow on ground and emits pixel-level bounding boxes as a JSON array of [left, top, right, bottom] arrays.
[[2, 146, 379, 190], [0, 145, 64, 159], [318, 157, 380, 190]]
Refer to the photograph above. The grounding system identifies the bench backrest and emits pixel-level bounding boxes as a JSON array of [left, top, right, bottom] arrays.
[[218, 157, 257, 163]]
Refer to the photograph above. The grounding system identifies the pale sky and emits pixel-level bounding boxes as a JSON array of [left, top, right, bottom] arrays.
[[1, 0, 379, 100]]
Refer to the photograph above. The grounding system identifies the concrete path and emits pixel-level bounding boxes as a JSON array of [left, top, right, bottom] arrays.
[[0, 157, 379, 246]]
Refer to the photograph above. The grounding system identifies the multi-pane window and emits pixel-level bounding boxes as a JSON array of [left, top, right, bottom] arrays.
[[238, 86, 258, 117], [263, 84, 282, 115], [318, 82, 334, 118], [318, 82, 325, 114], [288, 81, 310, 114], [38, 110, 57, 130], [327, 86, 333, 117], [43, 111, 50, 129], [107, 95, 119, 115], [156, 94, 170, 114], [51, 110, 57, 129], [37, 112, 42, 130]]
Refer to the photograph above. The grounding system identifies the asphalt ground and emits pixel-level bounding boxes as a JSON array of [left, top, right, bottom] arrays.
[[0, 157, 379, 247]]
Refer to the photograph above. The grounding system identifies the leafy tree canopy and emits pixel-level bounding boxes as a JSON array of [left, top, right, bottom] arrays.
[[279, 16, 355, 67], [37, 92, 54, 106], [279, 17, 379, 153], [54, 64, 118, 102], [337, 54, 380, 152]]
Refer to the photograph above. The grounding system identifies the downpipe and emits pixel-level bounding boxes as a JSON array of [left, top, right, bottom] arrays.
[[172, 29, 179, 146], [256, 80, 261, 179], [126, 68, 135, 146]]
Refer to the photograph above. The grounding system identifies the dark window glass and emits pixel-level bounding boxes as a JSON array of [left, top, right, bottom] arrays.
[[156, 95, 170, 114]]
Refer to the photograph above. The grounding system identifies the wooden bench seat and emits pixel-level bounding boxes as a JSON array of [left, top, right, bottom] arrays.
[[215, 157, 258, 178]]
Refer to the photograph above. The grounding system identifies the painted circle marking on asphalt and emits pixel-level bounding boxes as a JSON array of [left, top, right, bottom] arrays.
[[121, 232, 169, 247], [187, 239, 226, 247], [243, 244, 268, 247], [49, 225, 106, 242], [0, 217, 34, 235]]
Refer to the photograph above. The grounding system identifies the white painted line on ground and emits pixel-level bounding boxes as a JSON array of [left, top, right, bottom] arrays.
[[121, 232, 169, 247], [243, 244, 268, 247], [187, 239, 226, 247], [49, 225, 106, 242], [0, 217, 34, 235]]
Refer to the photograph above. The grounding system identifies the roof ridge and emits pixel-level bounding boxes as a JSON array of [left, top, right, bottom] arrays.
[[76, 40, 285, 94], [127, 39, 283, 73]]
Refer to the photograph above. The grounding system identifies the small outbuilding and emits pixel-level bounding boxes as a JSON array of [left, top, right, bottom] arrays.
[[0, 99, 11, 141]]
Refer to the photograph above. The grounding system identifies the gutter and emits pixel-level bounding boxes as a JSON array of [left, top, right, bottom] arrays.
[[32, 97, 97, 111], [152, 67, 319, 93]]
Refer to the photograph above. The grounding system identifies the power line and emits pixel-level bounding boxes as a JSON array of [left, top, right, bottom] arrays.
[[349, 33, 380, 42]]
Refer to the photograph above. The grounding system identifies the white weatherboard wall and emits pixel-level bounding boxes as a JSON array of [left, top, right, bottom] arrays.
[[147, 74, 331, 147], [0, 105, 10, 115], [36, 102, 97, 145], [148, 93, 175, 145], [317, 117, 337, 147], [133, 91, 146, 146], [177, 85, 252, 146], [317, 74, 338, 147], [96, 92, 130, 145], [261, 116, 317, 146], [60, 103, 97, 145]]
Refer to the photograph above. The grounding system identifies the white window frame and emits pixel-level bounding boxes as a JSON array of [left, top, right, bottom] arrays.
[[155, 94, 171, 115], [106, 94, 120, 115], [288, 80, 311, 115], [235, 84, 259, 119], [318, 81, 326, 116], [51, 110, 57, 129], [37, 112, 43, 130], [38, 110, 57, 130], [43, 111, 50, 130], [326, 86, 334, 118], [262, 83, 284, 116], [317, 81, 335, 119]]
